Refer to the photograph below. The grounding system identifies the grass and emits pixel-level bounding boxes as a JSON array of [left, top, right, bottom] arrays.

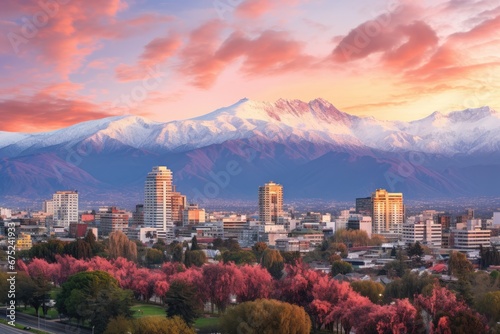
[[17, 307, 59, 319], [0, 318, 50, 334], [131, 304, 165, 318], [194, 316, 220, 331]]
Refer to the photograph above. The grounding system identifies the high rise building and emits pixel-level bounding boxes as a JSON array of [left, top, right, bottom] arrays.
[[171, 187, 187, 226], [144, 166, 174, 242], [100, 207, 129, 236], [371, 189, 404, 234], [259, 181, 283, 224], [52, 190, 79, 228], [402, 219, 442, 248], [355, 197, 372, 216], [42, 200, 53, 215]]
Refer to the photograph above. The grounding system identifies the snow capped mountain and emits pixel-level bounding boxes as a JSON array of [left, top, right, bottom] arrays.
[[1, 98, 499, 156], [1, 98, 499, 203]]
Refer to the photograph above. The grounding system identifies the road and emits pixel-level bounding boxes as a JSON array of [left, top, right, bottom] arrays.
[[0, 322, 34, 334], [1, 308, 92, 334]]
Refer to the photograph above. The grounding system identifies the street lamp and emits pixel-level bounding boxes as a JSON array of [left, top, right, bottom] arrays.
[[92, 325, 95, 334]]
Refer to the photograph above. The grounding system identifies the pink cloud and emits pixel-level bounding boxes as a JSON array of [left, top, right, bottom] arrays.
[[235, 0, 300, 18], [0, 94, 114, 132]]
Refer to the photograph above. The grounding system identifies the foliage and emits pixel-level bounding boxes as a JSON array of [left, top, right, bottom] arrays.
[[448, 251, 473, 280], [190, 236, 200, 251], [64, 239, 92, 259], [280, 251, 301, 265], [165, 280, 201, 325], [383, 249, 408, 278], [56, 270, 133, 333], [222, 250, 256, 265], [171, 243, 184, 263], [104, 316, 195, 334], [261, 249, 285, 279], [202, 262, 243, 313], [479, 245, 500, 269], [146, 248, 165, 266], [350, 280, 384, 304], [383, 271, 434, 302], [475, 291, 500, 324], [407, 241, 424, 259], [236, 264, 273, 302], [108, 231, 138, 262], [332, 229, 383, 247], [252, 241, 268, 262], [184, 250, 206, 267], [220, 299, 311, 334], [330, 260, 353, 276]]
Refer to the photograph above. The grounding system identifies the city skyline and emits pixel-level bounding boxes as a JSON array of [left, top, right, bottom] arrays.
[[1, 0, 500, 132]]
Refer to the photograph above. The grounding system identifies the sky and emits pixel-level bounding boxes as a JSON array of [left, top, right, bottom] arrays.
[[0, 0, 499, 132]]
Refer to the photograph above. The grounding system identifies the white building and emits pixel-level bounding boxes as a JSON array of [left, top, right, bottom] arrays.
[[347, 214, 373, 238], [452, 220, 491, 250], [52, 190, 79, 228], [492, 212, 500, 228], [0, 207, 12, 219], [144, 166, 174, 242], [42, 200, 53, 215], [402, 219, 442, 248]]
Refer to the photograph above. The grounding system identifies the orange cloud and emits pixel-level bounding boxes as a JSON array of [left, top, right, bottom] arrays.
[[0, 94, 114, 132], [115, 34, 181, 82], [179, 22, 314, 88], [235, 0, 300, 18]]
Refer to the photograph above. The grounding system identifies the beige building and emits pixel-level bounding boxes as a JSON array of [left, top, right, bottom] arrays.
[[52, 190, 79, 227], [402, 219, 442, 248], [371, 189, 404, 234], [182, 204, 205, 226], [16, 233, 32, 251], [144, 166, 174, 242], [259, 181, 283, 224], [100, 207, 129, 236], [452, 222, 491, 249]]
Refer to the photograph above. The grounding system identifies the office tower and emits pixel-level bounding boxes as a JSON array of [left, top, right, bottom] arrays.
[[100, 207, 129, 236], [132, 204, 144, 226], [259, 181, 283, 224], [171, 186, 187, 226], [144, 166, 174, 242], [355, 197, 372, 216], [42, 200, 54, 215], [371, 189, 404, 234], [52, 190, 79, 227], [182, 204, 206, 226], [402, 219, 442, 248]]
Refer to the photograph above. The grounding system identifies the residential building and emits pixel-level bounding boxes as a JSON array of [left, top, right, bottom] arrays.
[[100, 207, 129, 236], [132, 204, 144, 226], [182, 204, 206, 226], [275, 238, 310, 253], [452, 220, 491, 249], [371, 189, 404, 234], [171, 188, 187, 226], [69, 222, 89, 238], [15, 233, 32, 251], [52, 190, 79, 228], [259, 181, 283, 224], [42, 200, 53, 215], [144, 166, 175, 242], [402, 219, 442, 248], [347, 214, 373, 238]]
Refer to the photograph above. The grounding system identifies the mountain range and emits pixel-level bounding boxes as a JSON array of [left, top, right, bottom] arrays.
[[1, 98, 499, 206]]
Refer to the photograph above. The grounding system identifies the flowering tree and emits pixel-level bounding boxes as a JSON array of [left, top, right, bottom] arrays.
[[201, 262, 243, 313], [236, 264, 272, 302]]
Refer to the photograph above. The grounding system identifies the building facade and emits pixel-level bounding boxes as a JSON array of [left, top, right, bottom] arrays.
[[100, 207, 129, 236], [371, 189, 404, 234], [144, 166, 174, 242], [259, 181, 283, 224], [52, 190, 79, 228], [402, 219, 442, 248]]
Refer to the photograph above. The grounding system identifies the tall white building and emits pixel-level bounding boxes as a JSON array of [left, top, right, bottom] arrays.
[[52, 191, 79, 227], [42, 200, 54, 215], [144, 166, 174, 242], [402, 219, 442, 248]]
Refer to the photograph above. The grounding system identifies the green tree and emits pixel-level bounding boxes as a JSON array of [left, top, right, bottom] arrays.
[[184, 250, 206, 267], [190, 236, 200, 251], [146, 248, 165, 266], [448, 251, 473, 280], [57, 271, 133, 333], [220, 299, 311, 334], [104, 316, 195, 334], [475, 291, 500, 324], [252, 242, 268, 262], [261, 249, 285, 279], [165, 281, 201, 325], [281, 251, 301, 265], [383, 271, 434, 303], [330, 260, 353, 276], [109, 231, 138, 262], [351, 280, 385, 304], [64, 239, 92, 259], [222, 250, 256, 265], [171, 243, 184, 263], [407, 241, 424, 259]]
